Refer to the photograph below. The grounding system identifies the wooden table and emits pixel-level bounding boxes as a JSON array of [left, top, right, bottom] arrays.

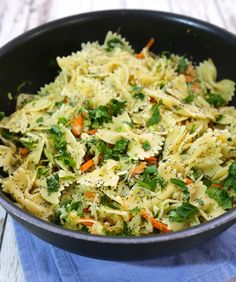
[[0, 0, 235, 281]]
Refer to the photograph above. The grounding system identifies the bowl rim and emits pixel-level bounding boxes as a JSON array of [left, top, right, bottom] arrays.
[[0, 9, 236, 244]]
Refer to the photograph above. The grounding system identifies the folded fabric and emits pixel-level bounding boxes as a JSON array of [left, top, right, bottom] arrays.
[[14, 221, 236, 282]]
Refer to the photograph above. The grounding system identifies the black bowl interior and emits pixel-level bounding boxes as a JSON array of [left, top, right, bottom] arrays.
[[0, 10, 236, 260]]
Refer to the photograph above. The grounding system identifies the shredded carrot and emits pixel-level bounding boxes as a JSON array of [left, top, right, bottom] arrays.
[[145, 37, 155, 49], [81, 159, 94, 172], [83, 207, 90, 213], [135, 37, 155, 59], [79, 218, 94, 227], [185, 178, 193, 185], [141, 210, 171, 233], [71, 115, 84, 137], [150, 96, 155, 103], [131, 162, 146, 176], [185, 75, 194, 83], [87, 129, 97, 135], [144, 156, 157, 164], [85, 191, 95, 198], [135, 53, 145, 59], [212, 183, 224, 189], [192, 81, 199, 92], [19, 148, 29, 157]]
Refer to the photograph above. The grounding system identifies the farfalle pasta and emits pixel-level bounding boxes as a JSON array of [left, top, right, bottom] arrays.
[[0, 32, 236, 235]]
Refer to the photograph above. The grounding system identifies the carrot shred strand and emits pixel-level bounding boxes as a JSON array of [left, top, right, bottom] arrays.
[[145, 37, 155, 49], [141, 210, 171, 233], [81, 159, 94, 172]]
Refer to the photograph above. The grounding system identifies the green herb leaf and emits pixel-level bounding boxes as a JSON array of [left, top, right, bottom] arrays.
[[206, 186, 233, 209], [133, 93, 145, 100], [170, 178, 189, 200], [37, 166, 50, 177], [168, 202, 199, 222], [176, 57, 188, 74], [142, 140, 151, 151], [36, 117, 44, 123], [110, 99, 127, 116], [192, 168, 202, 180], [183, 94, 195, 104], [146, 104, 161, 127], [134, 165, 165, 191], [205, 93, 225, 107], [89, 105, 110, 128], [111, 138, 129, 159], [55, 101, 63, 108], [0, 111, 5, 121], [216, 114, 224, 122], [106, 38, 125, 51], [223, 161, 236, 192], [58, 117, 67, 125], [46, 173, 59, 194]]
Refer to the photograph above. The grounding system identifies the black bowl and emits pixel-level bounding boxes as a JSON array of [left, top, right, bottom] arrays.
[[0, 10, 236, 260]]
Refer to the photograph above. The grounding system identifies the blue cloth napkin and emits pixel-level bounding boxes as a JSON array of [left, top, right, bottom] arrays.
[[14, 221, 236, 282]]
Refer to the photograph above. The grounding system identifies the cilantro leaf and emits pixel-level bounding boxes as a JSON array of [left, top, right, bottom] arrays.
[[106, 38, 125, 51], [206, 186, 233, 209], [183, 94, 195, 104], [111, 138, 129, 159], [58, 117, 67, 125], [168, 202, 199, 222], [0, 111, 5, 121], [110, 99, 127, 116], [223, 161, 236, 192], [132, 85, 145, 100], [98, 139, 129, 161], [135, 165, 167, 191], [142, 140, 151, 151], [146, 104, 161, 127], [46, 173, 59, 194], [170, 178, 189, 200], [176, 57, 188, 74], [133, 93, 145, 100], [36, 117, 44, 123], [49, 125, 75, 168], [205, 93, 225, 107], [89, 105, 110, 128]]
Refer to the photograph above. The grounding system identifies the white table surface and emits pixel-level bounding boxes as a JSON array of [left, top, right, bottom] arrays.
[[0, 1, 236, 281]]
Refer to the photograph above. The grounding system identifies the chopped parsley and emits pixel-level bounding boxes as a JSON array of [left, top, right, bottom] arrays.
[[216, 114, 224, 122], [183, 94, 195, 104], [58, 117, 67, 125], [0, 111, 5, 121], [49, 125, 75, 168], [176, 57, 188, 74], [135, 165, 167, 191], [146, 104, 161, 127], [98, 138, 129, 161], [206, 186, 233, 209], [89, 105, 110, 128], [133, 93, 145, 100], [205, 93, 225, 107], [106, 38, 125, 52], [46, 173, 59, 194], [168, 202, 199, 222], [65, 200, 83, 216], [36, 117, 44, 123], [37, 166, 50, 177], [89, 99, 127, 128], [55, 101, 63, 108], [110, 99, 127, 116], [142, 140, 151, 151], [132, 85, 145, 100], [170, 178, 189, 200], [223, 161, 236, 192]]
